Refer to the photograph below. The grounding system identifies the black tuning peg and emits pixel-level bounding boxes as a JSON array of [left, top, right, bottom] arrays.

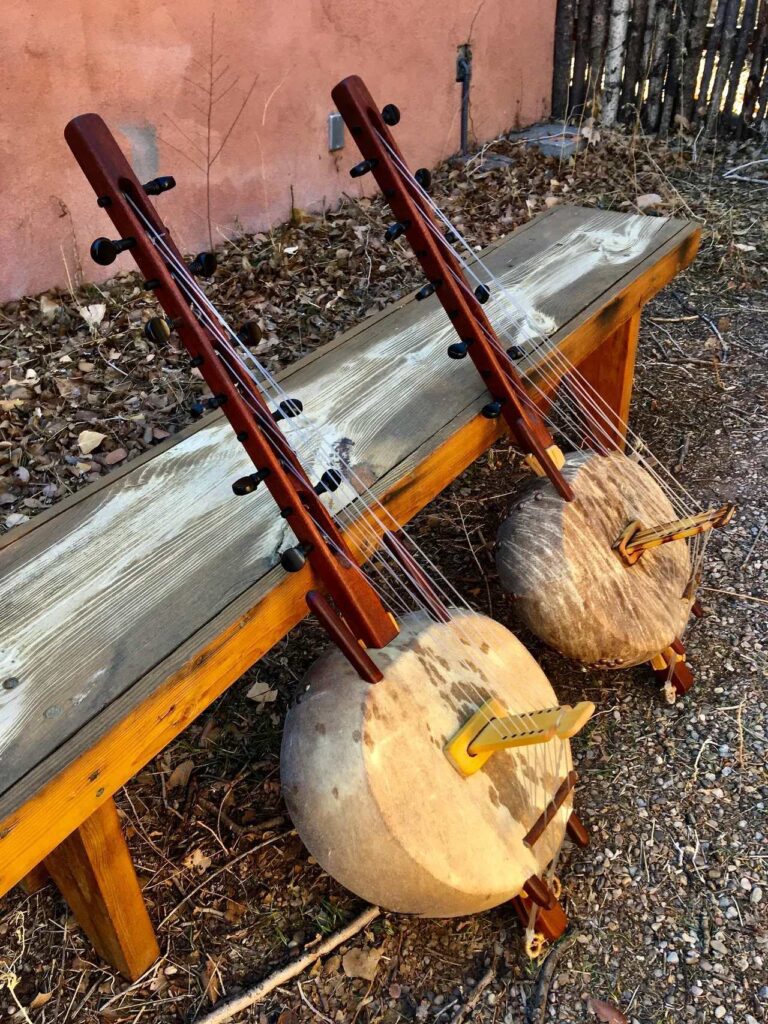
[[232, 468, 270, 495], [474, 283, 491, 304], [143, 176, 176, 196], [144, 316, 171, 343], [350, 158, 378, 178], [280, 543, 312, 573], [444, 228, 459, 244], [448, 340, 472, 360], [416, 281, 438, 301], [414, 168, 432, 190], [506, 344, 525, 361], [189, 251, 217, 277], [90, 236, 136, 266], [190, 401, 206, 419], [314, 468, 343, 495], [273, 398, 303, 422], [481, 399, 504, 419], [238, 322, 262, 346], [384, 221, 409, 242], [206, 394, 226, 410], [382, 103, 401, 126]]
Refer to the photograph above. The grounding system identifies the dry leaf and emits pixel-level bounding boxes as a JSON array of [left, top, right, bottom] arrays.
[[342, 946, 382, 981], [29, 992, 53, 1009], [77, 429, 106, 454], [588, 998, 628, 1023], [636, 193, 663, 210], [246, 680, 278, 703], [167, 758, 194, 790], [183, 848, 212, 873], [79, 303, 107, 330], [733, 242, 756, 252], [202, 957, 221, 1005], [39, 294, 61, 320]]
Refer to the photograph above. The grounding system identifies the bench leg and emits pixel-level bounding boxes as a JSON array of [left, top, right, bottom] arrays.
[[576, 310, 641, 451], [19, 863, 50, 894], [43, 798, 160, 980]]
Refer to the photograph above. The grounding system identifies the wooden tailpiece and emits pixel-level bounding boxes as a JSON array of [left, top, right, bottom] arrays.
[[65, 114, 398, 678], [524, 770, 578, 847], [650, 637, 694, 695], [332, 75, 574, 503], [512, 875, 569, 946]]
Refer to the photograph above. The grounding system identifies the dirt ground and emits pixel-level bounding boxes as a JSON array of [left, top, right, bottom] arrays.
[[1, 128, 766, 1024]]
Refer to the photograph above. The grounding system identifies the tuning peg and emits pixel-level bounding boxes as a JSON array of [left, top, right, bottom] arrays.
[[384, 221, 409, 242], [474, 284, 491, 304], [382, 103, 401, 126], [414, 168, 432, 190], [273, 398, 303, 422], [238, 322, 262, 346], [232, 468, 270, 495], [481, 399, 504, 419], [448, 340, 472, 359], [144, 316, 171, 343], [189, 252, 217, 277], [90, 236, 136, 266], [416, 282, 437, 301], [190, 401, 206, 419], [314, 468, 343, 495], [444, 228, 459, 244], [506, 344, 525, 360], [350, 158, 378, 178], [206, 395, 226, 410], [280, 542, 312, 573], [143, 176, 176, 196]]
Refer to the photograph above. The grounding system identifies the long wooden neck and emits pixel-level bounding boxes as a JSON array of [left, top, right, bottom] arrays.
[[332, 75, 573, 502], [65, 113, 399, 653]]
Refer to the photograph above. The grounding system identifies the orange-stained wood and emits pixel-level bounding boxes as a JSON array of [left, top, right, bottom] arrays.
[[0, 220, 700, 897], [19, 862, 50, 894], [576, 310, 641, 450], [43, 798, 160, 981]]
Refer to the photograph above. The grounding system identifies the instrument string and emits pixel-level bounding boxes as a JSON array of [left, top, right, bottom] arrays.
[[375, 137, 710, 586], [377, 133, 704, 522], [124, 195, 569, 788]]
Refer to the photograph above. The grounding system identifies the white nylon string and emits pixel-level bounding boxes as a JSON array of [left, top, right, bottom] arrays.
[[375, 134, 709, 583], [124, 191, 572, 799]]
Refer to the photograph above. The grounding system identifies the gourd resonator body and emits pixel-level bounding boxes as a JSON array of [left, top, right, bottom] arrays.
[[496, 450, 693, 668], [281, 610, 574, 917]]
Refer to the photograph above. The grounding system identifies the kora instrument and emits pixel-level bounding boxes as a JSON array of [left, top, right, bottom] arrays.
[[67, 113, 595, 954], [333, 74, 734, 696]]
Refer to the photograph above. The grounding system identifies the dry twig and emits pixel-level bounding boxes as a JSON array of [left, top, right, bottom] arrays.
[[192, 905, 381, 1024]]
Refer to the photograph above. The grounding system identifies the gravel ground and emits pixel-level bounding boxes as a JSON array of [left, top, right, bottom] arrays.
[[0, 130, 766, 1024]]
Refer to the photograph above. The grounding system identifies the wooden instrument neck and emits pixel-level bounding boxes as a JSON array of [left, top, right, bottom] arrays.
[[65, 113, 398, 652], [332, 75, 573, 502]]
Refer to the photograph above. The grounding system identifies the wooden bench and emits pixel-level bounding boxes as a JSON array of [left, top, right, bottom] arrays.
[[0, 205, 700, 978]]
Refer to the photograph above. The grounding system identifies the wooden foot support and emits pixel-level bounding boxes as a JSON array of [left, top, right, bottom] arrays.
[[511, 891, 568, 944], [43, 798, 159, 980], [576, 310, 641, 452], [650, 637, 694, 696]]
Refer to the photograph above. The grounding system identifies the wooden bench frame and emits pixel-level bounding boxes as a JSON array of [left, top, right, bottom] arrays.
[[0, 207, 700, 977]]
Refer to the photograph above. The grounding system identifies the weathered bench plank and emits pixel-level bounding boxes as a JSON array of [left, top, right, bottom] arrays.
[[0, 207, 699, 893]]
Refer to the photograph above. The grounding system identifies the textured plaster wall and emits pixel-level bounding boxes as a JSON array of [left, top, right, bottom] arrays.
[[0, 0, 556, 300]]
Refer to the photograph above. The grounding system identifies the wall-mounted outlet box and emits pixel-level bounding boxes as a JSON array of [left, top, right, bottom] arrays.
[[328, 112, 344, 151]]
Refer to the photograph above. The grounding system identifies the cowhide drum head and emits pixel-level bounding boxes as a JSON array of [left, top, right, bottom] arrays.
[[281, 610, 574, 917], [495, 450, 693, 668]]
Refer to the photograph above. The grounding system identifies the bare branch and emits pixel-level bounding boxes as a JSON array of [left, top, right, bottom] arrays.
[[210, 74, 259, 166], [157, 132, 206, 172]]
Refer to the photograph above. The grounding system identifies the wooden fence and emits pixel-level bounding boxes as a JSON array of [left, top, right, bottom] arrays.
[[552, 0, 768, 134]]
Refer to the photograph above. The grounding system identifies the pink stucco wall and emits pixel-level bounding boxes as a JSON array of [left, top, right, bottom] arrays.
[[0, 0, 556, 301]]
